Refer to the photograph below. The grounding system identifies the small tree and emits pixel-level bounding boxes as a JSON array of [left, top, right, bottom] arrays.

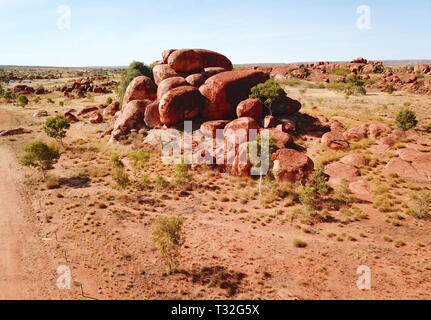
[[153, 216, 185, 274], [43, 115, 71, 145], [395, 108, 418, 131], [385, 82, 395, 94], [20, 141, 60, 177], [17, 94, 29, 107], [250, 79, 288, 116]]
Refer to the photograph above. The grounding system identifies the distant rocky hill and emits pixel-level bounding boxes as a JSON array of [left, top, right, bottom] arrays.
[[235, 60, 431, 68]]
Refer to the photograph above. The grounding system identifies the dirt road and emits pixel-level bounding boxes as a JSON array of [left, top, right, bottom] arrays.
[[0, 143, 60, 299]]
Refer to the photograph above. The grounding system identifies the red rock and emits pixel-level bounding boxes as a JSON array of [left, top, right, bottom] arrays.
[[368, 123, 392, 139], [236, 98, 263, 121], [110, 100, 151, 142], [264, 129, 293, 149], [64, 112, 79, 123], [0, 128, 31, 137], [349, 179, 371, 200], [200, 120, 230, 138], [78, 106, 99, 116], [324, 162, 360, 185], [168, 49, 205, 73], [224, 117, 260, 147], [157, 77, 188, 101], [344, 124, 368, 140], [351, 57, 368, 64], [200, 70, 269, 120], [340, 154, 369, 167], [153, 64, 180, 85], [414, 64, 430, 74], [378, 129, 406, 147], [89, 112, 103, 124], [204, 67, 227, 77], [321, 131, 350, 150], [103, 101, 120, 117], [162, 49, 176, 64], [32, 110, 48, 117], [271, 149, 314, 182], [186, 73, 208, 87], [193, 49, 233, 71], [123, 76, 157, 104], [263, 115, 276, 129], [144, 100, 162, 129], [231, 143, 253, 177], [272, 96, 302, 116], [159, 86, 205, 125]]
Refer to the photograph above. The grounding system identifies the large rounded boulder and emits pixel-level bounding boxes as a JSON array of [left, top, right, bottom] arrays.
[[223, 117, 260, 147], [237, 98, 264, 121], [159, 86, 205, 125], [110, 100, 151, 142], [157, 77, 188, 101], [123, 76, 157, 104], [200, 70, 270, 120], [168, 49, 205, 73], [193, 49, 233, 71], [144, 100, 162, 129], [200, 120, 231, 138], [153, 64, 180, 85], [271, 149, 314, 182]]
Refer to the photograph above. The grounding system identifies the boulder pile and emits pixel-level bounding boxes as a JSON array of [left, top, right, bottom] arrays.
[[57, 78, 112, 98], [110, 48, 314, 181]]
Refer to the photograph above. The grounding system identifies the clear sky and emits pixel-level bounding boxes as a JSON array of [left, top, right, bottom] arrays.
[[0, 0, 430, 67]]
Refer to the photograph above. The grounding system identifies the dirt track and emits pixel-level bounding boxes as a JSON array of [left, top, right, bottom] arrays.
[[0, 133, 67, 299]]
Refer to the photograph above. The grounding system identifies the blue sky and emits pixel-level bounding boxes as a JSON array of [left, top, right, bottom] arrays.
[[0, 0, 430, 67]]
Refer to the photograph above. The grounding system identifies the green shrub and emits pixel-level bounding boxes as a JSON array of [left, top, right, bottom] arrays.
[[332, 68, 351, 76], [309, 167, 330, 196], [43, 115, 71, 144], [111, 153, 124, 169], [249, 79, 289, 116], [155, 174, 169, 189], [299, 185, 318, 211], [20, 141, 60, 173], [395, 108, 418, 131], [129, 150, 150, 170], [153, 216, 185, 274], [112, 167, 130, 189], [105, 97, 113, 105], [175, 161, 192, 186], [385, 82, 395, 94], [17, 94, 29, 107], [117, 61, 153, 105], [409, 192, 431, 219]]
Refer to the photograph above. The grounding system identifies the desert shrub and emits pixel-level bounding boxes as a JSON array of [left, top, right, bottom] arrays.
[[43, 115, 71, 145], [47, 98, 55, 104], [309, 167, 330, 196], [175, 160, 192, 186], [129, 150, 150, 170], [112, 167, 130, 189], [292, 238, 308, 248], [111, 153, 124, 169], [155, 174, 169, 189], [279, 79, 302, 86], [332, 68, 351, 76], [249, 79, 289, 115], [395, 108, 418, 131], [105, 97, 113, 105], [45, 175, 60, 189], [153, 215, 185, 274], [334, 179, 350, 203], [34, 96, 41, 104], [385, 82, 395, 94], [4, 91, 15, 103], [139, 174, 151, 190], [0, 83, 4, 96], [117, 61, 153, 105], [299, 185, 318, 211], [17, 94, 29, 107], [20, 141, 60, 174], [408, 192, 431, 219], [374, 65, 385, 74], [59, 101, 64, 107]]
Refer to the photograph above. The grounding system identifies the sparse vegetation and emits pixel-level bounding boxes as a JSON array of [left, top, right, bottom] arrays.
[[43, 116, 71, 145], [153, 216, 185, 274], [395, 108, 418, 131], [20, 141, 60, 176]]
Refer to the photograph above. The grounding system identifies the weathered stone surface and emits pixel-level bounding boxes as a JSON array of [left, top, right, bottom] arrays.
[[159, 86, 205, 125], [186, 73, 208, 87], [157, 77, 188, 101], [200, 120, 230, 138], [168, 49, 205, 73], [223, 117, 260, 146], [200, 70, 269, 120], [89, 112, 103, 124], [153, 64, 180, 85], [103, 101, 120, 117], [263, 115, 276, 129], [110, 100, 151, 142], [321, 131, 350, 150], [271, 149, 314, 182], [236, 98, 263, 121], [123, 76, 157, 104], [265, 129, 294, 149], [340, 154, 369, 167], [144, 100, 162, 129], [324, 162, 361, 185]]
